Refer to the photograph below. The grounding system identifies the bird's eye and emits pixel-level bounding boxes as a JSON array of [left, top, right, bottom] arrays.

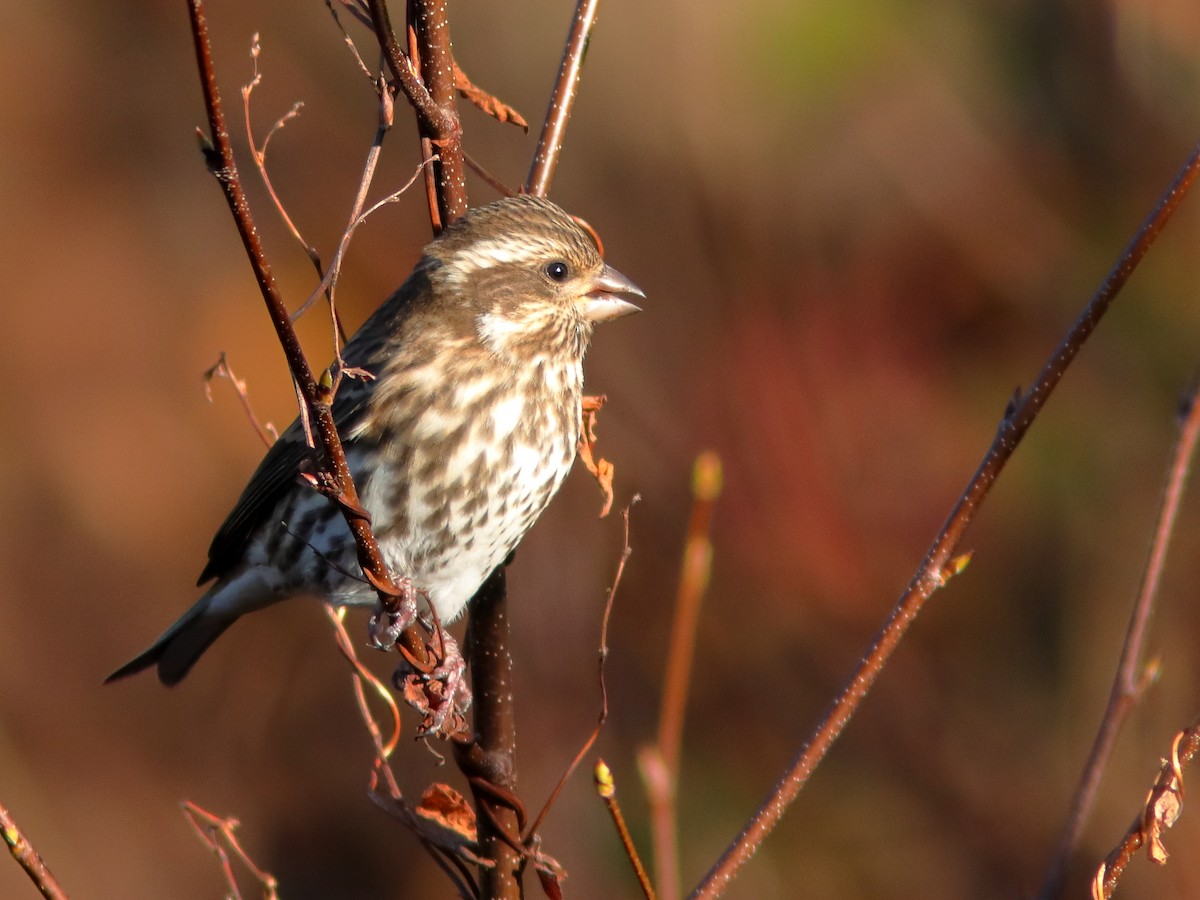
[[545, 260, 570, 283]]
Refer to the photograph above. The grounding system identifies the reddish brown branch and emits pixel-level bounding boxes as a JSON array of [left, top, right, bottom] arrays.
[[525, 0, 600, 197], [0, 800, 68, 900], [408, 0, 468, 225], [185, 0, 427, 663], [364, 0, 449, 137], [1039, 382, 1200, 898], [459, 568, 522, 899], [690, 141, 1200, 899]]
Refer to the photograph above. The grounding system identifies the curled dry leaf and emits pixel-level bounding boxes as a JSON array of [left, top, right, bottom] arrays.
[[1143, 769, 1183, 864], [453, 61, 528, 131], [416, 784, 477, 844], [400, 669, 469, 740], [579, 394, 615, 518]]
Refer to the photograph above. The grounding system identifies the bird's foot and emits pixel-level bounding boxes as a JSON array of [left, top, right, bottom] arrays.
[[367, 575, 418, 649], [389, 608, 471, 739]]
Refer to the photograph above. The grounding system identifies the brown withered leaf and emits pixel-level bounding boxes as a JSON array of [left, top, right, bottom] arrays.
[[416, 784, 477, 844], [401, 671, 468, 740], [579, 395, 615, 518], [453, 62, 528, 131]]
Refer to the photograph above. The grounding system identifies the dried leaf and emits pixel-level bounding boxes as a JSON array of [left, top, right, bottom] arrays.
[[453, 62, 528, 131], [579, 395, 615, 517], [416, 784, 477, 843]]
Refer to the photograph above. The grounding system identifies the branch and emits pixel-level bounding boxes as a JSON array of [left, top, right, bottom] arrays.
[[0, 800, 68, 900], [689, 141, 1200, 899], [185, 0, 428, 664], [1038, 381, 1200, 898], [525, 0, 601, 197], [459, 568, 523, 899]]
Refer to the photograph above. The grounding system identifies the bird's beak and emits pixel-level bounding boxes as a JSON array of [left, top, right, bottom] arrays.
[[578, 264, 644, 323]]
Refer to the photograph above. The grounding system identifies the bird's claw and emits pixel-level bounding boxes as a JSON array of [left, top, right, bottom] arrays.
[[367, 576, 417, 649], [393, 627, 471, 738]]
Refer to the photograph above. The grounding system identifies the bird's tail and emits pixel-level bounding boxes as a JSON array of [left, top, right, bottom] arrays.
[[105, 569, 277, 686], [104, 587, 237, 686]]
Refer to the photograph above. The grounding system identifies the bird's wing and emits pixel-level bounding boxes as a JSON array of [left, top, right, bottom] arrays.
[[197, 379, 374, 585]]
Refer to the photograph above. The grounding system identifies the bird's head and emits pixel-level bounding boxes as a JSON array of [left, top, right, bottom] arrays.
[[426, 195, 643, 360]]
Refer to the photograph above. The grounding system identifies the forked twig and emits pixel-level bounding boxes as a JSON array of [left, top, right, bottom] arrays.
[[1, 800, 68, 900], [203, 352, 278, 447], [181, 801, 279, 900], [1039, 382, 1200, 898], [690, 142, 1200, 899]]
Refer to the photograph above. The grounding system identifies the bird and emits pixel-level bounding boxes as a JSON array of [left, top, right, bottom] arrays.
[[107, 194, 642, 687]]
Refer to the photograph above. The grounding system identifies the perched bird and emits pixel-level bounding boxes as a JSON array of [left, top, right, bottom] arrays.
[[108, 195, 642, 686]]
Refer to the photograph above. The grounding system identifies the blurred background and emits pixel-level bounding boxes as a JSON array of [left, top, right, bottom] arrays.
[[3, 1, 1200, 897]]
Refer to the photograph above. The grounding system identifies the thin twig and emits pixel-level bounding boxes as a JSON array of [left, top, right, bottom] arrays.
[[1092, 723, 1199, 898], [526, 0, 601, 197], [181, 801, 279, 900], [325, 604, 403, 764], [527, 497, 638, 839], [689, 141, 1200, 899], [639, 453, 720, 900], [242, 36, 319, 281], [186, 0, 429, 664], [1038, 382, 1200, 898], [596, 760, 657, 900], [0, 800, 68, 900], [203, 352, 278, 447]]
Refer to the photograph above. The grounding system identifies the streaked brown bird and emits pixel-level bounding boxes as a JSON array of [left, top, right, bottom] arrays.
[[108, 195, 642, 686]]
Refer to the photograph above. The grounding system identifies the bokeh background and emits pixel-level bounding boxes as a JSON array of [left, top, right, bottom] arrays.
[[4, 1, 1200, 897]]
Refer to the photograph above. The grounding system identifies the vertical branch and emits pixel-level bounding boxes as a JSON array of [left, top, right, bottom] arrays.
[[462, 568, 523, 899], [1038, 383, 1200, 899], [409, 0, 468, 225], [525, 0, 601, 198]]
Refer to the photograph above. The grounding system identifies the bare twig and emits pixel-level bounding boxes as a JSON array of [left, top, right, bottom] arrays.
[[596, 760, 657, 900], [181, 801, 279, 900], [690, 141, 1200, 899], [528, 497, 637, 839], [0, 800, 68, 900], [186, 0, 430, 666], [203, 352, 278, 447], [325, 604, 403, 765], [1039, 382, 1200, 898], [639, 453, 721, 900], [526, 0, 601, 197], [1092, 723, 1199, 898], [242, 36, 318, 279]]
